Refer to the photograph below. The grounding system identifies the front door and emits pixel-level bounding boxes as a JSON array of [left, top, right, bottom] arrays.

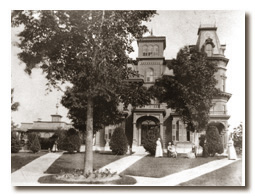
[[141, 120, 159, 145]]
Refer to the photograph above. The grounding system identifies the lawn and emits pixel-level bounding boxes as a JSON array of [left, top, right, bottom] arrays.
[[11, 151, 48, 173], [120, 155, 225, 178], [45, 152, 128, 174], [179, 160, 242, 186]]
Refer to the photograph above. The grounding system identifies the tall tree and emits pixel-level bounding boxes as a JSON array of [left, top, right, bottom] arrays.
[[11, 88, 20, 112], [11, 88, 20, 130], [150, 46, 219, 132], [61, 85, 124, 133], [12, 10, 156, 174]]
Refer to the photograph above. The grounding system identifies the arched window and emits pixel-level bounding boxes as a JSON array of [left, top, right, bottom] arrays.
[[221, 78, 226, 92], [143, 46, 148, 56], [205, 44, 213, 57], [153, 45, 159, 56], [146, 68, 154, 82], [148, 45, 153, 56], [223, 105, 226, 114]]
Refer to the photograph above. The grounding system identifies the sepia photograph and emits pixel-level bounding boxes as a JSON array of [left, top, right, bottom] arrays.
[[10, 9, 245, 188]]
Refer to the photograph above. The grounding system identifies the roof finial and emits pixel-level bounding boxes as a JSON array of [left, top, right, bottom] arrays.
[[56, 98, 59, 114], [151, 28, 153, 36]]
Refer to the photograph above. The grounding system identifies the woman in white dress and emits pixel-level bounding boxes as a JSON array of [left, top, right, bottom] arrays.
[[228, 137, 237, 160], [155, 138, 163, 158]]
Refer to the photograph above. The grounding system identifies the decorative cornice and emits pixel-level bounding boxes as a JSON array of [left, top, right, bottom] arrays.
[[214, 91, 232, 101], [197, 26, 217, 35], [137, 36, 166, 49], [137, 57, 165, 61], [209, 115, 231, 120], [133, 108, 166, 116], [207, 56, 229, 64]]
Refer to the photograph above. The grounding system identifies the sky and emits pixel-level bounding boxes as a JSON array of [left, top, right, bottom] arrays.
[[11, 10, 245, 131]]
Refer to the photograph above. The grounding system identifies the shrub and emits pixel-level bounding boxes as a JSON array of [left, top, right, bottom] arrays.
[[199, 134, 206, 148], [232, 122, 243, 154], [109, 127, 128, 155], [61, 128, 81, 153], [206, 126, 224, 156], [51, 130, 67, 150], [27, 133, 41, 153], [39, 137, 55, 150], [11, 132, 21, 153], [199, 134, 208, 157], [142, 128, 161, 156]]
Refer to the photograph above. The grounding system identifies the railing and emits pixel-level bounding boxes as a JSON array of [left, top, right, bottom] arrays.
[[210, 110, 228, 115], [144, 76, 160, 82], [138, 104, 162, 109]]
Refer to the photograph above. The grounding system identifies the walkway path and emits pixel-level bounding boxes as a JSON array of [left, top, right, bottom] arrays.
[[12, 150, 240, 186], [132, 158, 240, 186], [12, 152, 63, 186], [98, 153, 148, 173]]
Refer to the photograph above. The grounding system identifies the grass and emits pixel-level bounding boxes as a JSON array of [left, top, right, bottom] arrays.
[[45, 152, 128, 174], [120, 154, 225, 178], [38, 174, 137, 185], [11, 151, 47, 173], [179, 159, 242, 186]]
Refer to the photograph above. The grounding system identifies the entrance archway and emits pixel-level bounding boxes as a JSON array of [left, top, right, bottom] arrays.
[[208, 121, 227, 148], [136, 116, 160, 146], [208, 122, 225, 135]]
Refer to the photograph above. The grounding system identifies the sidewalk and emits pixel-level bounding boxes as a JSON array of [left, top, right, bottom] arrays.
[[132, 158, 240, 186], [12, 150, 240, 186], [98, 153, 148, 173], [12, 152, 63, 186]]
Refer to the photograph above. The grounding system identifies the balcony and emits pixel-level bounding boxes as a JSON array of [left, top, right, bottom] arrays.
[[133, 104, 166, 116], [144, 76, 160, 83], [210, 110, 228, 115], [138, 104, 162, 109], [209, 110, 230, 120]]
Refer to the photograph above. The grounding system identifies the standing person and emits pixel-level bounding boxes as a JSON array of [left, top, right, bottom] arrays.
[[52, 140, 58, 152], [167, 142, 172, 157], [228, 136, 237, 160], [155, 138, 163, 158]]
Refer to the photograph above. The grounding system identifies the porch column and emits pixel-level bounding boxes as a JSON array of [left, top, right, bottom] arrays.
[[160, 123, 164, 148], [132, 123, 138, 147], [159, 114, 164, 148]]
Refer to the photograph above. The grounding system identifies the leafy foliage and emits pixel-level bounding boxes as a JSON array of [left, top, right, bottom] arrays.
[[11, 132, 21, 153], [11, 88, 20, 131], [27, 133, 41, 153], [11, 88, 20, 112], [50, 129, 67, 150], [61, 128, 81, 153], [150, 46, 218, 131], [12, 10, 156, 173], [109, 127, 128, 155], [142, 128, 161, 155], [61, 86, 124, 133], [206, 126, 224, 156], [39, 137, 55, 150], [199, 134, 206, 148], [232, 122, 243, 154]]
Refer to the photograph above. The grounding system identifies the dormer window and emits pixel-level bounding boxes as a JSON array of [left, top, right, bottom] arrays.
[[220, 75, 227, 92], [143, 46, 148, 56], [146, 68, 154, 82], [153, 45, 159, 56], [205, 44, 213, 57], [148, 45, 153, 56], [203, 38, 215, 57]]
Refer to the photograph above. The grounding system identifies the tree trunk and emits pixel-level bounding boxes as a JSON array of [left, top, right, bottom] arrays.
[[84, 96, 94, 175]]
